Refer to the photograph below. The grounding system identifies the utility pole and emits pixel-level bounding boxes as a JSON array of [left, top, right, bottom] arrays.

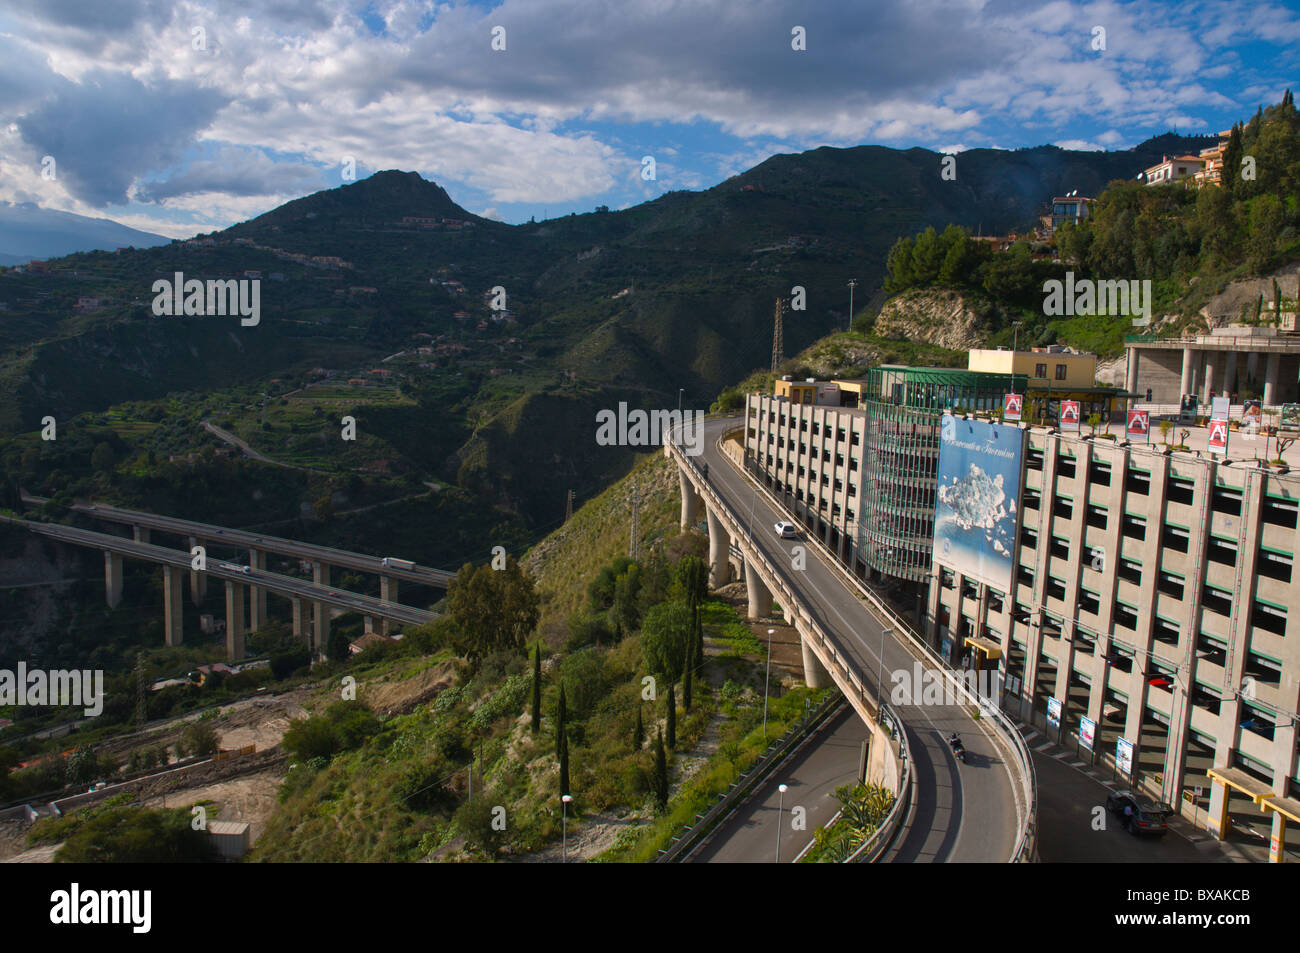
[[565, 489, 574, 522], [770, 296, 787, 373], [847, 278, 857, 333]]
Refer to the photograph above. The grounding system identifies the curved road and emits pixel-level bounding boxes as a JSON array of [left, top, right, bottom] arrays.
[[685, 416, 1025, 862], [691, 705, 864, 863]]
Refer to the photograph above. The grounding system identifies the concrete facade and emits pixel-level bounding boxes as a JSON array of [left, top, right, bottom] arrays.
[[929, 426, 1300, 839], [745, 393, 870, 579], [1127, 332, 1300, 405]]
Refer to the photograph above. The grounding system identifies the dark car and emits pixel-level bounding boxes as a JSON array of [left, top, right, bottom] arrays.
[[1106, 791, 1173, 836]]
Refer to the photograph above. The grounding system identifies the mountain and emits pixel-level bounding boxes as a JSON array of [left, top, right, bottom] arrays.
[[0, 133, 1216, 529], [0, 202, 170, 264]]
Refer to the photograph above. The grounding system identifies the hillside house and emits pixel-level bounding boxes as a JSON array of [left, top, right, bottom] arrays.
[[1142, 154, 1205, 185]]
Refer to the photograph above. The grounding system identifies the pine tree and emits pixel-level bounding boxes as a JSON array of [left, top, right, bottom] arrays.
[[557, 682, 569, 796], [683, 664, 693, 711], [652, 728, 668, 811], [633, 705, 644, 751], [666, 683, 677, 750], [530, 641, 542, 734]]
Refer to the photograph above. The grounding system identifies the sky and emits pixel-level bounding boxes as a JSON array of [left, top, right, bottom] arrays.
[[1, 0, 1298, 239]]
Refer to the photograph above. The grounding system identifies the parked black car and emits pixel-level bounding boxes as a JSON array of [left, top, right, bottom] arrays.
[[1106, 791, 1173, 836]]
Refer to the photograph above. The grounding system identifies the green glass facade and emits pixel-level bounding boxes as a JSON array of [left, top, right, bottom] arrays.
[[859, 366, 1028, 582]]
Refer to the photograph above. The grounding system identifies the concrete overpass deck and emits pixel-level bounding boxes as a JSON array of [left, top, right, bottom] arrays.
[[61, 499, 455, 588]]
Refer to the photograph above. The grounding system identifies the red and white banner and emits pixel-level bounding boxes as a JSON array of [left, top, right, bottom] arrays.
[[1060, 400, 1081, 432], [1208, 416, 1229, 455], [1004, 393, 1023, 422], [1126, 409, 1150, 441]]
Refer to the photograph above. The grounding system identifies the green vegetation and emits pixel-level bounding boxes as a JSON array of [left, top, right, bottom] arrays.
[[877, 94, 1300, 358], [800, 782, 895, 863], [30, 800, 215, 863]]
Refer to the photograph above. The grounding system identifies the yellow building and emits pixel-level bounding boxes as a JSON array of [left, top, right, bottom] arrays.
[[968, 346, 1097, 387], [968, 347, 1124, 422], [774, 376, 841, 405]]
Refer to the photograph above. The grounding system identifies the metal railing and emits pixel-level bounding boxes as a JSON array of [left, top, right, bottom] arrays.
[[657, 692, 846, 862], [846, 704, 911, 862]]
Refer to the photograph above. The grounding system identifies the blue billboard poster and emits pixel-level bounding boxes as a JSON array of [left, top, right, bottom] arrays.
[[1080, 716, 1096, 751], [1047, 696, 1062, 731], [932, 416, 1025, 592], [1116, 737, 1134, 775]]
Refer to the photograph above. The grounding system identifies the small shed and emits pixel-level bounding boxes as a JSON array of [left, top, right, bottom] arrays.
[[208, 820, 251, 860]]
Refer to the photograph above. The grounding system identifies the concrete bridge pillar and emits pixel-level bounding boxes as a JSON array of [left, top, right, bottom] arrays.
[[312, 562, 331, 656], [1180, 348, 1195, 397], [1125, 349, 1139, 395], [162, 565, 183, 647], [1246, 351, 1260, 385], [133, 525, 150, 544], [313, 603, 330, 657], [225, 581, 245, 660], [1202, 352, 1216, 402], [379, 576, 398, 635], [744, 556, 772, 619], [188, 536, 206, 605], [1264, 352, 1281, 406], [290, 597, 308, 645], [248, 549, 267, 631], [363, 615, 375, 634], [1223, 352, 1237, 395], [706, 506, 728, 588], [679, 469, 701, 530], [104, 551, 123, 608], [800, 633, 831, 690]]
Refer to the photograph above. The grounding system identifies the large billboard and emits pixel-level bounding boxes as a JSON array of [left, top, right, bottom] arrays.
[[932, 416, 1025, 592]]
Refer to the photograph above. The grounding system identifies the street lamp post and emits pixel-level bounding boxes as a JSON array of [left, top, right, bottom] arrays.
[[678, 388, 684, 415], [561, 794, 573, 863], [775, 783, 788, 862], [763, 628, 776, 739], [847, 279, 857, 333]]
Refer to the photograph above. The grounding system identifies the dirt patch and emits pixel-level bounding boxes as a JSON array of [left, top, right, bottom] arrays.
[[137, 764, 284, 846], [516, 810, 648, 863], [364, 661, 459, 717]]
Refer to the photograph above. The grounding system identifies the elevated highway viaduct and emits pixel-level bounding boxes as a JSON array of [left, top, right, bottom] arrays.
[[666, 416, 1036, 862]]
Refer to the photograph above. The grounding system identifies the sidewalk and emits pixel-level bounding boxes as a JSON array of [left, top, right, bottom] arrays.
[[1008, 715, 1292, 863]]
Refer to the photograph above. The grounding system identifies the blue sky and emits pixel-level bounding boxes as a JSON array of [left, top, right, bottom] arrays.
[[1, 0, 1297, 238]]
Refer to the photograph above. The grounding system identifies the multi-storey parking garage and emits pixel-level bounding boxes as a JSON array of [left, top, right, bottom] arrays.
[[931, 424, 1300, 858], [745, 366, 1025, 585], [746, 370, 1300, 859]]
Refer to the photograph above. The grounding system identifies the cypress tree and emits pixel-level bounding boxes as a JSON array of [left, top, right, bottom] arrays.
[[634, 704, 644, 751], [695, 612, 704, 669], [557, 682, 569, 796], [683, 663, 693, 711], [652, 728, 668, 811], [666, 683, 677, 750], [530, 641, 542, 734], [1222, 122, 1243, 196]]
